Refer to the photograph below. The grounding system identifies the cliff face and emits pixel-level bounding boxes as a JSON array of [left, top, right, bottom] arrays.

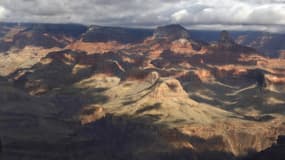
[[246, 135, 285, 160], [153, 24, 190, 41], [219, 31, 236, 48]]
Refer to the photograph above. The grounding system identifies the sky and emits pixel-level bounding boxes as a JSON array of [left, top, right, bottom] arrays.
[[0, 0, 285, 32]]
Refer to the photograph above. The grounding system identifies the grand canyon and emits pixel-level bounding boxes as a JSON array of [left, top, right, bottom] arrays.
[[0, 22, 284, 160]]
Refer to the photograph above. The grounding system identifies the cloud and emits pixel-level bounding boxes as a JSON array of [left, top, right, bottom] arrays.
[[0, 5, 7, 19], [0, 0, 285, 32], [172, 9, 190, 22]]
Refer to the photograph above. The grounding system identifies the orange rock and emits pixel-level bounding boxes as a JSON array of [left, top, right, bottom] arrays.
[[67, 41, 125, 54], [194, 69, 214, 82]]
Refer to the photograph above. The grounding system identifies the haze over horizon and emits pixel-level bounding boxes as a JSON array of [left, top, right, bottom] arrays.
[[1, 0, 285, 32]]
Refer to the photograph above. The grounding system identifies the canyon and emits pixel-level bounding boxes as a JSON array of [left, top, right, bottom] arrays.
[[0, 23, 284, 160]]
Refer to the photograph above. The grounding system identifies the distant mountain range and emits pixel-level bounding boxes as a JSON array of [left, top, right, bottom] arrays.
[[1, 22, 285, 57]]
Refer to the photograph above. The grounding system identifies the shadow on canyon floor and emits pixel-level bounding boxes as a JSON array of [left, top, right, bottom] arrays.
[[1, 113, 246, 160]]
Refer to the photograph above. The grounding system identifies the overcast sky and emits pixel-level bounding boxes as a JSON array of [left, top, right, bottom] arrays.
[[0, 0, 285, 32]]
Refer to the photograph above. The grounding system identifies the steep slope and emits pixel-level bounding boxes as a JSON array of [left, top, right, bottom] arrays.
[[0, 23, 87, 52], [246, 135, 285, 160]]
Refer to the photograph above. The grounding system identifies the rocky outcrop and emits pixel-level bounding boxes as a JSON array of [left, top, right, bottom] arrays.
[[80, 105, 106, 124], [153, 24, 189, 41], [246, 69, 267, 89], [170, 39, 206, 55], [218, 31, 236, 48], [145, 71, 160, 84], [82, 26, 152, 44], [194, 69, 215, 82], [150, 78, 188, 99], [220, 31, 235, 43], [247, 135, 285, 160]]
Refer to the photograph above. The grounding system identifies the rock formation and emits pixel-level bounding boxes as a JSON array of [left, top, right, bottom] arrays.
[[0, 23, 284, 160], [219, 30, 236, 48], [153, 24, 189, 41], [247, 135, 285, 160]]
